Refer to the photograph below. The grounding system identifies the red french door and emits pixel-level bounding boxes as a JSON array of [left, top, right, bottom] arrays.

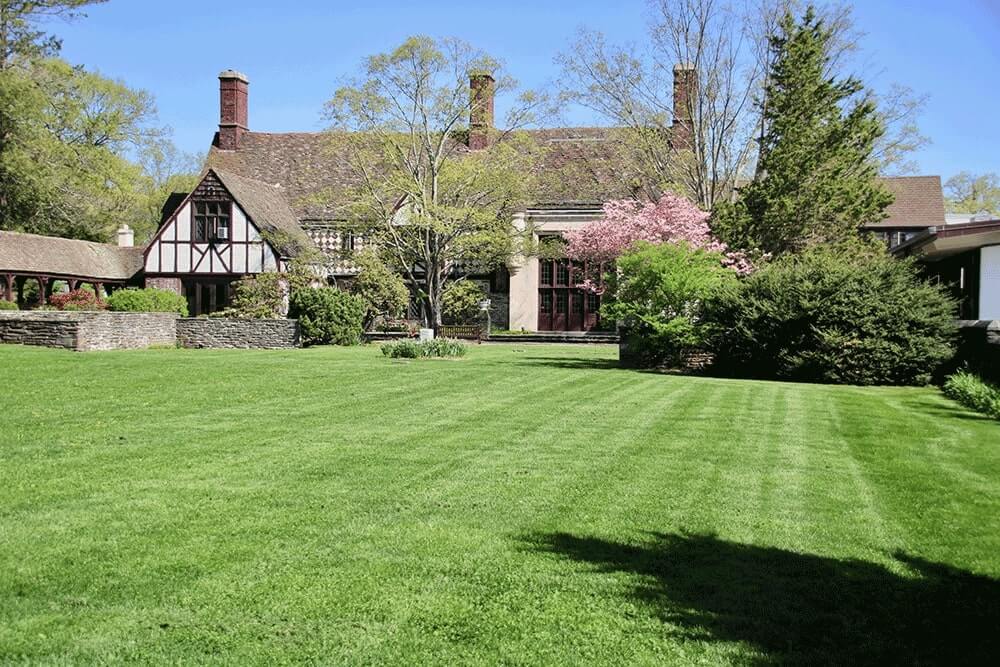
[[537, 258, 603, 331]]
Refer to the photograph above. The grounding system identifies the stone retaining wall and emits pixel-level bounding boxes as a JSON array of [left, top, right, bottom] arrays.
[[176, 317, 300, 349], [0, 311, 176, 351], [0, 311, 299, 351], [0, 311, 80, 349]]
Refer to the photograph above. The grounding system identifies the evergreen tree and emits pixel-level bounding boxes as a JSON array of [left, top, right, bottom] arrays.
[[713, 7, 892, 255]]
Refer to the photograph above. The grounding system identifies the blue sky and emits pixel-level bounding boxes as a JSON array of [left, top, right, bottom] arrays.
[[55, 0, 999, 180]]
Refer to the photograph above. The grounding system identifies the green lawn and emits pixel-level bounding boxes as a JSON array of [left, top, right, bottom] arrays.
[[1, 343, 998, 665]]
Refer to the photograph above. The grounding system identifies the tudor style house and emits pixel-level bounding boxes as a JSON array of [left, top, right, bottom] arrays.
[[1, 68, 971, 327], [144, 167, 311, 315]]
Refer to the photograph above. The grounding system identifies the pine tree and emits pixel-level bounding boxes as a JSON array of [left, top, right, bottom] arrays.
[[713, 7, 892, 255]]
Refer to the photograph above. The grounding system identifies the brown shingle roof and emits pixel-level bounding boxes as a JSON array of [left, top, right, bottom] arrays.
[[866, 176, 946, 229], [0, 230, 143, 281], [206, 128, 630, 220], [207, 131, 944, 230], [211, 168, 314, 255]]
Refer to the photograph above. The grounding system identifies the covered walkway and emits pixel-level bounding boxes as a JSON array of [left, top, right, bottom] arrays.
[[0, 230, 143, 306]]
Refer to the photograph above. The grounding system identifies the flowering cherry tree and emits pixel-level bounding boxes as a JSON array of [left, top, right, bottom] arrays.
[[564, 194, 753, 278]]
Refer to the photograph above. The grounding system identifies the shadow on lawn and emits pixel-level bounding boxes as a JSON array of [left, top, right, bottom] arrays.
[[527, 531, 1000, 665], [900, 395, 1000, 424], [507, 356, 624, 371]]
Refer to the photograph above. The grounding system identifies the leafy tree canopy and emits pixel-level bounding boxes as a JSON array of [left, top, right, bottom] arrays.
[[944, 172, 1000, 217], [0, 0, 199, 242], [324, 35, 550, 327]]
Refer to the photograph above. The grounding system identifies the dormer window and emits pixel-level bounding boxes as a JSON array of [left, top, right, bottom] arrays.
[[193, 200, 230, 242]]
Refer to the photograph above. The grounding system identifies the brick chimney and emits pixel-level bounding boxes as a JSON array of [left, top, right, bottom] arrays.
[[218, 69, 249, 150], [672, 63, 696, 150], [469, 72, 495, 151]]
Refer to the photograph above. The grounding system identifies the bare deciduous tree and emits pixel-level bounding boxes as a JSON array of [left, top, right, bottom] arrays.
[[557, 0, 929, 207]]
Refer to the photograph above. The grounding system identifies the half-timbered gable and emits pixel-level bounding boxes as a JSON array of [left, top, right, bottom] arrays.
[[144, 168, 313, 315]]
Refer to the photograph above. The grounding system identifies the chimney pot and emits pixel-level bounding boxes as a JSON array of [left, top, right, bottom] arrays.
[[218, 70, 249, 150], [117, 224, 134, 248], [469, 72, 495, 150]]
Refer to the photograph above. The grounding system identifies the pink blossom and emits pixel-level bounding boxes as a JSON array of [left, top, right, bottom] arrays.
[[564, 194, 753, 274]]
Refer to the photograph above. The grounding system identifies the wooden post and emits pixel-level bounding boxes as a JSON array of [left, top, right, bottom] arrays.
[[15, 276, 25, 305], [37, 276, 48, 306], [68, 279, 79, 291], [93, 282, 104, 302], [3, 274, 13, 302]]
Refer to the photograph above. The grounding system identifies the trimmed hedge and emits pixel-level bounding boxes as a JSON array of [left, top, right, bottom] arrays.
[[707, 244, 958, 385], [0, 300, 18, 311], [381, 338, 467, 359], [289, 287, 364, 346], [106, 287, 188, 316], [943, 371, 1000, 420]]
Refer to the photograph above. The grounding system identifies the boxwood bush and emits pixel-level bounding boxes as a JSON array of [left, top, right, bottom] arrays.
[[0, 300, 18, 310], [106, 287, 188, 316], [289, 287, 364, 346], [943, 371, 1000, 419], [707, 243, 958, 385]]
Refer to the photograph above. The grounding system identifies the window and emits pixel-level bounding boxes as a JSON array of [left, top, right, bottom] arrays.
[[587, 292, 600, 313], [540, 291, 553, 314], [340, 231, 356, 252], [570, 261, 584, 286], [193, 201, 230, 242], [556, 291, 568, 314], [540, 260, 553, 286], [556, 261, 569, 286]]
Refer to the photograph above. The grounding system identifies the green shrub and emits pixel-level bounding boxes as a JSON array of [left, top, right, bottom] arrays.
[[442, 281, 488, 324], [49, 289, 105, 311], [381, 338, 467, 359], [605, 241, 739, 368], [0, 300, 18, 310], [943, 371, 1000, 419], [289, 287, 364, 346], [381, 340, 422, 358], [707, 243, 957, 385], [228, 273, 285, 319], [106, 287, 188, 316], [351, 250, 410, 330]]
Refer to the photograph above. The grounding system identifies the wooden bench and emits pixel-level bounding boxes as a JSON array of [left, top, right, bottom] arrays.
[[438, 324, 485, 342]]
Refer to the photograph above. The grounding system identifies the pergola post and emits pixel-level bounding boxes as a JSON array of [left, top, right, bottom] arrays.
[[36, 276, 48, 306], [15, 277, 25, 306], [68, 279, 79, 292], [3, 274, 13, 302], [93, 281, 104, 302]]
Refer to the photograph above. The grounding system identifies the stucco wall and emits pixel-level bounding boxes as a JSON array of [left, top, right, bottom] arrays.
[[176, 317, 300, 349], [508, 258, 538, 331], [979, 246, 1000, 320]]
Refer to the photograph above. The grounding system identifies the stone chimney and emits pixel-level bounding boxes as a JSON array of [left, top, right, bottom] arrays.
[[469, 72, 495, 151], [672, 63, 696, 150], [218, 69, 249, 150], [117, 224, 134, 248]]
